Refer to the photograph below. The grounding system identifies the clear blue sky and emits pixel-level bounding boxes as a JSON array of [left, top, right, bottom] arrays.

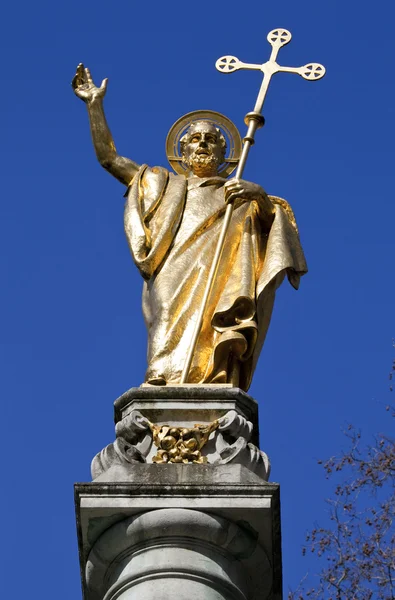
[[1, 0, 394, 596]]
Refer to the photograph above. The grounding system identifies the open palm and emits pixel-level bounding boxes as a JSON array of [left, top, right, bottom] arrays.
[[72, 63, 107, 103]]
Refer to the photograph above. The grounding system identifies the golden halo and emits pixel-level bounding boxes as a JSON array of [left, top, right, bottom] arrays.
[[166, 110, 242, 177]]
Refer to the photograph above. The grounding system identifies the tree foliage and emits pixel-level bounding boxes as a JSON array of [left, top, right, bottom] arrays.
[[289, 413, 395, 599]]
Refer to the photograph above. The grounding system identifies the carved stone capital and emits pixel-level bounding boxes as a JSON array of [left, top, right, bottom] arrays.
[[91, 406, 269, 481]]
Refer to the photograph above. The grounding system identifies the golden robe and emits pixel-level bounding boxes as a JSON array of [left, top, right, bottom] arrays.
[[124, 165, 307, 391]]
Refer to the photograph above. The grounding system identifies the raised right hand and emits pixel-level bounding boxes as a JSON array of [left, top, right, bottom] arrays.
[[71, 63, 107, 103]]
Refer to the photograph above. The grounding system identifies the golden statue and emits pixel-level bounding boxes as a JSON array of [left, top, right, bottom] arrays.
[[72, 31, 324, 390]]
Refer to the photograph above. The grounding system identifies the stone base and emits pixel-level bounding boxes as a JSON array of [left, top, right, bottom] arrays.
[[75, 465, 282, 600], [91, 386, 270, 480], [115, 385, 260, 445]]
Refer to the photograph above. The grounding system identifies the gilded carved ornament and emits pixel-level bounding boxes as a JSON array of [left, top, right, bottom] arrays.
[[148, 421, 219, 464]]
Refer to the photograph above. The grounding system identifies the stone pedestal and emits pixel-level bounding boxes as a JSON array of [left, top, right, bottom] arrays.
[[91, 386, 269, 481], [75, 387, 282, 600]]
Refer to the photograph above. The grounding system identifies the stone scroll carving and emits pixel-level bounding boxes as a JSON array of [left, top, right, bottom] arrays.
[[91, 409, 270, 481], [91, 411, 152, 481], [208, 410, 270, 480]]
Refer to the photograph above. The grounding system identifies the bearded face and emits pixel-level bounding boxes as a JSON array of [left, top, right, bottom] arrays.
[[181, 122, 226, 177]]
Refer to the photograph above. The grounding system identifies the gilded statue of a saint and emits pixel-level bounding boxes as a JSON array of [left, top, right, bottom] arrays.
[[72, 64, 307, 391]]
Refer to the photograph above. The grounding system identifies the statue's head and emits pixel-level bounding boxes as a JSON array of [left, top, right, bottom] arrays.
[[180, 121, 227, 177]]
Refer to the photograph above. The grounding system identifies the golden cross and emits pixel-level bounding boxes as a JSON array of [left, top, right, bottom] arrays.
[[216, 28, 325, 119]]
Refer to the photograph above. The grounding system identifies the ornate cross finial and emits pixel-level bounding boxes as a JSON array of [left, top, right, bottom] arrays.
[[216, 28, 325, 117]]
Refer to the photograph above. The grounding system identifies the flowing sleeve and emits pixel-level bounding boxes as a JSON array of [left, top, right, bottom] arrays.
[[124, 165, 187, 280], [257, 196, 308, 294]]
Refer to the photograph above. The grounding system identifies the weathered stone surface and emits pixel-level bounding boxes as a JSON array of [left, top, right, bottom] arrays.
[[87, 508, 267, 600], [75, 465, 282, 600]]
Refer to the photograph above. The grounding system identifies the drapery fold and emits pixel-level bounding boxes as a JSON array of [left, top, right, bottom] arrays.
[[124, 165, 307, 391]]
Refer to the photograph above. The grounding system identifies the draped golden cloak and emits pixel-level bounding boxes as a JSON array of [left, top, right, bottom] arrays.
[[124, 165, 307, 391]]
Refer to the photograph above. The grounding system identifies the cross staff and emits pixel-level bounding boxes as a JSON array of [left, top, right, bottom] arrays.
[[180, 28, 325, 384]]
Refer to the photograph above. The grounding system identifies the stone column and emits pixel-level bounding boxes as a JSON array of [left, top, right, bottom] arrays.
[[75, 387, 283, 600], [86, 508, 268, 600]]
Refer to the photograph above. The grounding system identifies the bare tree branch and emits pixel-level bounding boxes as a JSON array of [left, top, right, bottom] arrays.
[[289, 407, 395, 600]]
